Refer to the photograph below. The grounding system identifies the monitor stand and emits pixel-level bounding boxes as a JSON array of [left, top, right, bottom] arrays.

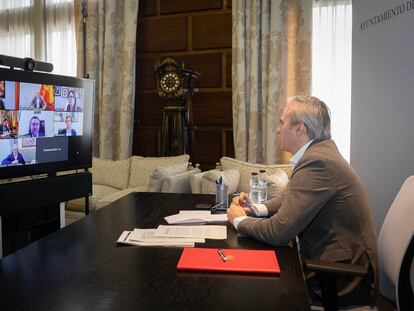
[[0, 171, 92, 258]]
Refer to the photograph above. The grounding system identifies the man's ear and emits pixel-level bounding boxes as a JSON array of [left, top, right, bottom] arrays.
[[295, 121, 307, 137]]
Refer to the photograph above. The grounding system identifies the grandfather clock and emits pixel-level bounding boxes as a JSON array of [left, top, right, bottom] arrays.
[[156, 58, 199, 156]]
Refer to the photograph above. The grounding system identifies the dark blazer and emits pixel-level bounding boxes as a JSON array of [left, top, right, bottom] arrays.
[[58, 128, 77, 136], [30, 96, 45, 109], [2, 153, 25, 165], [237, 139, 378, 291], [0, 125, 10, 135], [24, 132, 45, 137]]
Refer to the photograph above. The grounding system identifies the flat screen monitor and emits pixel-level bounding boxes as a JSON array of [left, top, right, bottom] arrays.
[[0, 67, 94, 180]]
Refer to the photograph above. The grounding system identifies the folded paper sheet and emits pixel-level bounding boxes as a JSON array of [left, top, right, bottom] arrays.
[[165, 210, 228, 224], [154, 225, 227, 239], [117, 229, 203, 247]]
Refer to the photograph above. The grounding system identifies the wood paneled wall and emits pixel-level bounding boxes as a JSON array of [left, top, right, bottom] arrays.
[[133, 0, 233, 170]]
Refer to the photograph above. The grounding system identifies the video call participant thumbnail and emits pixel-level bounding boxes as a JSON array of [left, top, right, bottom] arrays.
[[19, 82, 54, 111], [0, 81, 5, 110], [1, 111, 19, 138], [65, 90, 82, 112], [58, 116, 77, 136], [0, 118, 10, 134], [30, 92, 46, 110], [35, 136, 68, 164], [54, 88, 84, 112], [19, 110, 54, 138], [24, 116, 45, 137], [2, 143, 25, 166]]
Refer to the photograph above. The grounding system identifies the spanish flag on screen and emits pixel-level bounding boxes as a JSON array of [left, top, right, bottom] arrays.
[[39, 84, 55, 111]]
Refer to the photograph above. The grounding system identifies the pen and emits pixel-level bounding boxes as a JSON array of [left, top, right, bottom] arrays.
[[123, 231, 131, 242], [234, 192, 260, 217], [211, 202, 224, 211], [217, 248, 227, 262]]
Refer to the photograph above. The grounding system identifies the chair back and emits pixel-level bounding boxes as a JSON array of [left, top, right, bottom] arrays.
[[396, 236, 414, 310], [378, 175, 414, 310]]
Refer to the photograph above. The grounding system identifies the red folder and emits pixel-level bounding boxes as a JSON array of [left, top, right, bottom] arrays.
[[177, 248, 280, 275]]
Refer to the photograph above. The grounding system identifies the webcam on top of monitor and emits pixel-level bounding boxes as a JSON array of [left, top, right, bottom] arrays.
[[0, 55, 53, 73]]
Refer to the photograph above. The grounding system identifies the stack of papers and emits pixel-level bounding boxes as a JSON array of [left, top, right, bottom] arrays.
[[117, 225, 227, 248], [164, 210, 228, 225]]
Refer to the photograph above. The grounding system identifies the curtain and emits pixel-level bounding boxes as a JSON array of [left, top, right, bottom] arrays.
[[312, 0, 352, 161], [232, 0, 312, 164], [45, 0, 77, 75], [0, 0, 77, 76], [74, 0, 138, 160]]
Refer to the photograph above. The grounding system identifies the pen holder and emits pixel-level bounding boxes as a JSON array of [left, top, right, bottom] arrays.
[[215, 183, 229, 211]]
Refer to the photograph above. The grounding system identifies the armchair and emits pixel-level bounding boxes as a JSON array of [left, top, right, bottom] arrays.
[[304, 176, 414, 311]]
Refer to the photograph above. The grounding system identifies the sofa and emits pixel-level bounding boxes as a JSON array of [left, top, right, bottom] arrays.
[[67, 154, 200, 215], [189, 156, 292, 201]]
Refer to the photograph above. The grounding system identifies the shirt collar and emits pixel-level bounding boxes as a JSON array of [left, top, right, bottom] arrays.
[[289, 139, 314, 168]]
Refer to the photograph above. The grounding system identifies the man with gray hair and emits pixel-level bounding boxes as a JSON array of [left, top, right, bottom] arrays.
[[2, 143, 25, 166], [227, 96, 377, 307]]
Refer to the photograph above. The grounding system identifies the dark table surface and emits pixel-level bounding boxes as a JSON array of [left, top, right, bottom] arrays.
[[0, 192, 310, 311]]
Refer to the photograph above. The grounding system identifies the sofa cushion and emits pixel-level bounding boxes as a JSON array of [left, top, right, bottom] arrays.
[[201, 169, 240, 195], [189, 171, 210, 194], [161, 168, 201, 193], [220, 156, 292, 193], [66, 184, 120, 212], [129, 154, 190, 188], [146, 162, 189, 192], [266, 170, 289, 199], [66, 197, 87, 213], [90, 184, 121, 211], [92, 157, 131, 190], [94, 186, 146, 211]]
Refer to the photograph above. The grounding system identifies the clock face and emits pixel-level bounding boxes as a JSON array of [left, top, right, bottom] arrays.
[[160, 72, 181, 94]]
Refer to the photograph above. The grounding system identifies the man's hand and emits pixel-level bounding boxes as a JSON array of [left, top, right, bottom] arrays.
[[227, 203, 246, 224], [233, 192, 256, 216]]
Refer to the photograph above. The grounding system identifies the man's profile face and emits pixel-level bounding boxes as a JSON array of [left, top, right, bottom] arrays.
[[277, 103, 298, 154], [31, 118, 40, 135], [65, 117, 72, 129]]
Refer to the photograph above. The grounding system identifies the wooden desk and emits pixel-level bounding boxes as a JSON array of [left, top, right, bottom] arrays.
[[0, 192, 310, 310]]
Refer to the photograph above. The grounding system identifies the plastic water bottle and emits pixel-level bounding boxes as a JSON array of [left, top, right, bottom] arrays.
[[249, 172, 260, 204], [258, 169, 268, 203]]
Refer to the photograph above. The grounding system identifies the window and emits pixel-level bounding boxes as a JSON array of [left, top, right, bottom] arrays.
[[0, 0, 76, 76], [312, 0, 352, 161]]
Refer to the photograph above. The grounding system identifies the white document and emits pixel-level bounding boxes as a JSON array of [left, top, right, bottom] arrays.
[[154, 225, 227, 240], [164, 210, 228, 224], [117, 231, 195, 247], [179, 210, 211, 216], [129, 228, 205, 243]]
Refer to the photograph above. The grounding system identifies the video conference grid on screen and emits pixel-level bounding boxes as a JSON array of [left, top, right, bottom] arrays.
[[0, 80, 85, 168]]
